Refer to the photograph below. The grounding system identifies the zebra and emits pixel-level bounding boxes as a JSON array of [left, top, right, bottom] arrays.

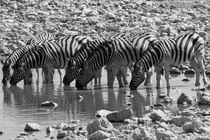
[[64, 32, 157, 87], [63, 38, 106, 86], [9, 41, 67, 85], [26, 32, 56, 45], [1, 32, 57, 85], [9, 35, 90, 85], [129, 32, 208, 90], [75, 33, 158, 89], [26, 32, 62, 82], [1, 44, 35, 85]]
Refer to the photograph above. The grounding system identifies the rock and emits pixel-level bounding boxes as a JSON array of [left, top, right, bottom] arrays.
[[163, 96, 173, 103], [46, 126, 54, 133], [182, 78, 190, 81], [149, 109, 169, 122], [24, 123, 42, 131], [179, 110, 196, 117], [82, 9, 99, 17], [41, 101, 58, 107], [182, 120, 203, 133], [89, 130, 111, 140], [198, 93, 210, 106], [170, 67, 181, 75], [0, 131, 5, 135], [205, 24, 210, 31], [199, 127, 210, 134], [20, 132, 29, 136], [106, 108, 133, 122], [170, 116, 192, 126], [155, 128, 177, 140], [62, 124, 77, 131], [177, 93, 192, 104], [95, 109, 112, 118], [57, 130, 67, 139], [132, 127, 152, 140], [87, 117, 113, 135], [184, 69, 195, 75]]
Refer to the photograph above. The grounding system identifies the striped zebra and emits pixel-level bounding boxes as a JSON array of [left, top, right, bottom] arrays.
[[1, 45, 35, 85], [62, 34, 127, 86], [64, 33, 157, 87], [9, 41, 66, 85], [9, 35, 90, 85], [129, 32, 208, 90], [75, 33, 158, 89], [1, 32, 57, 85], [63, 38, 106, 85], [26, 32, 61, 82]]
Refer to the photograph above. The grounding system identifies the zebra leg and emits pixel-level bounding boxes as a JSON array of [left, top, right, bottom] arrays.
[[116, 70, 123, 87], [196, 54, 208, 85], [24, 69, 33, 85], [164, 64, 171, 89], [57, 69, 62, 83], [98, 68, 102, 86], [42, 67, 47, 83], [94, 77, 97, 86], [121, 66, 128, 85], [189, 57, 200, 87], [42, 67, 48, 84], [107, 65, 120, 88], [144, 68, 153, 86], [155, 65, 162, 89], [36, 68, 39, 81], [42, 66, 54, 84]]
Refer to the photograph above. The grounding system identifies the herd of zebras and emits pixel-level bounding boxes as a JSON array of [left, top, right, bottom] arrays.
[[0, 31, 209, 90]]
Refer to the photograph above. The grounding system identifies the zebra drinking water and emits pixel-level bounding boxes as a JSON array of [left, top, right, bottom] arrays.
[[129, 32, 208, 90], [64, 32, 158, 88], [1, 32, 56, 85], [75, 32, 158, 89], [9, 35, 90, 85]]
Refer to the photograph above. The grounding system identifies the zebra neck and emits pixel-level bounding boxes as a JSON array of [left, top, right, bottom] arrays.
[[141, 52, 158, 72]]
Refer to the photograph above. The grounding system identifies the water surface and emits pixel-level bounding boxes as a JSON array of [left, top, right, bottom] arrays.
[[0, 64, 210, 140]]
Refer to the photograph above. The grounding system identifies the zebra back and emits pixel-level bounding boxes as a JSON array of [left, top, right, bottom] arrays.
[[57, 35, 91, 58], [15, 40, 66, 70], [82, 37, 136, 71], [69, 38, 107, 67], [4, 45, 35, 66], [173, 32, 205, 64], [26, 32, 56, 45]]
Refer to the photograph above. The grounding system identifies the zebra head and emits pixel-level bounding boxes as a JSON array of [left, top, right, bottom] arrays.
[[75, 61, 95, 89], [1, 59, 13, 86], [63, 59, 80, 85], [9, 59, 26, 85], [129, 61, 146, 90]]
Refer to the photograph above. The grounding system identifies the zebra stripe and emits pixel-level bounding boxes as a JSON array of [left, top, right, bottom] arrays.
[[74, 33, 157, 89], [26, 32, 56, 45], [9, 35, 90, 85], [129, 32, 207, 90], [63, 32, 147, 86], [63, 38, 106, 85], [10, 41, 67, 85], [74, 33, 158, 89], [1, 32, 57, 85]]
